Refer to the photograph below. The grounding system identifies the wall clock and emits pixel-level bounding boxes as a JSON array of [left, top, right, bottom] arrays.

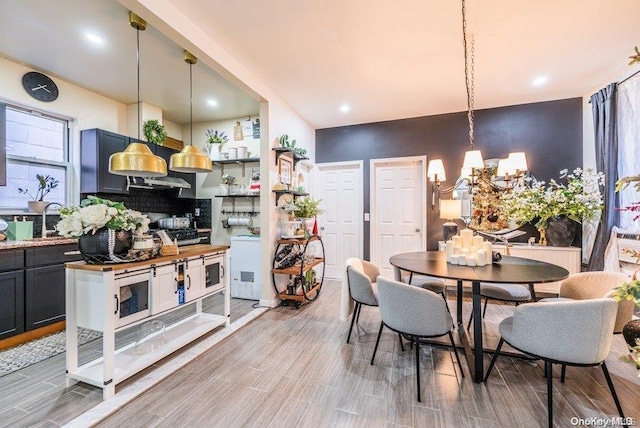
[[22, 71, 59, 102]]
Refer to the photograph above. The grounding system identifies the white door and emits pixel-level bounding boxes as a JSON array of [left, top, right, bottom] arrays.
[[315, 161, 363, 279], [371, 157, 426, 278]]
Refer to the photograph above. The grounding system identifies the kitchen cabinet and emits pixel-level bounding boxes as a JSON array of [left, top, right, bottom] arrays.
[[0, 270, 24, 340], [80, 128, 128, 194], [65, 244, 230, 399], [25, 264, 65, 330]]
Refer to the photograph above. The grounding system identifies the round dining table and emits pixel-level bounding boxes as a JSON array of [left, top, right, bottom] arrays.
[[389, 251, 570, 382]]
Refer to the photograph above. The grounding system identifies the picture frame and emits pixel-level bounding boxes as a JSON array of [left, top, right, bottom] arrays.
[[278, 156, 292, 186]]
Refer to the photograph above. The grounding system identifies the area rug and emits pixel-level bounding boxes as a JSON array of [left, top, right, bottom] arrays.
[[0, 328, 102, 377]]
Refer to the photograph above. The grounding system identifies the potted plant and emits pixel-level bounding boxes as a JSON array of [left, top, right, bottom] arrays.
[[292, 196, 324, 234], [19, 174, 59, 213], [143, 119, 167, 146], [499, 168, 604, 246], [218, 174, 236, 196], [612, 275, 640, 376], [205, 129, 228, 160]]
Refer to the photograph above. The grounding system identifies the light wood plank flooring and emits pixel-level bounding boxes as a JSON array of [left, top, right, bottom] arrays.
[[0, 295, 257, 428], [93, 280, 640, 428]]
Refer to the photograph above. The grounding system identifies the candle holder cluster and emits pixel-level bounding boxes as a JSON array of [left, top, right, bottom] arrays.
[[445, 229, 493, 266]]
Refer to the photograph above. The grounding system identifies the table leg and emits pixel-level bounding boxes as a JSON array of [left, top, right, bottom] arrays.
[[472, 280, 484, 382], [393, 266, 402, 282], [528, 283, 537, 302], [456, 280, 463, 327]]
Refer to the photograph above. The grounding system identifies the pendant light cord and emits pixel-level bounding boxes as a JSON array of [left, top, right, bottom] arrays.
[[136, 27, 141, 141], [462, 0, 475, 149], [190, 62, 193, 146]]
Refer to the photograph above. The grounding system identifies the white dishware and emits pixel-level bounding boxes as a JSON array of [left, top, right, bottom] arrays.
[[228, 147, 237, 160]]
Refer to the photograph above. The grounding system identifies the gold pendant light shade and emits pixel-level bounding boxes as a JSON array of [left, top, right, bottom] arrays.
[[109, 142, 167, 177], [169, 50, 213, 173], [170, 145, 212, 173]]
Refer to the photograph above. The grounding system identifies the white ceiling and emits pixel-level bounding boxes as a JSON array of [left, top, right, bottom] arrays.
[[0, 0, 639, 130]]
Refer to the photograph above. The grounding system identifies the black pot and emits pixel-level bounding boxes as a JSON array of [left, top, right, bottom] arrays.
[[622, 319, 640, 348], [78, 228, 132, 264], [545, 216, 577, 247]]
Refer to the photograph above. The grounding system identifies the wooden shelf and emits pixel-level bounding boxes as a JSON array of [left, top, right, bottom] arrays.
[[272, 257, 324, 275], [276, 282, 321, 302], [215, 194, 260, 198], [272, 189, 308, 206], [272, 147, 308, 168], [212, 157, 260, 176], [277, 235, 321, 245]]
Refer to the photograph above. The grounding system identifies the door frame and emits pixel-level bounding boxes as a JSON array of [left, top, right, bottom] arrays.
[[314, 160, 365, 265], [369, 156, 427, 267]]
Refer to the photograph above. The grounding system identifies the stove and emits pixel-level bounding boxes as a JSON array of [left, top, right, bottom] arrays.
[[150, 228, 201, 246]]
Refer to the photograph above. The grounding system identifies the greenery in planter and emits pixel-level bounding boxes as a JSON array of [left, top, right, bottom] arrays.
[[143, 119, 167, 146], [205, 129, 228, 152], [279, 134, 307, 156], [292, 196, 324, 218], [18, 174, 59, 201]]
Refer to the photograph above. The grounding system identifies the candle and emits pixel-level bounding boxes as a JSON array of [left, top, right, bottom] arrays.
[[458, 255, 466, 266], [454, 246, 461, 255], [477, 250, 486, 266], [483, 241, 493, 256], [446, 240, 454, 262], [450, 255, 459, 265], [473, 236, 484, 249], [470, 246, 477, 254], [461, 248, 469, 256], [466, 255, 477, 267], [452, 235, 462, 248], [460, 229, 473, 249]]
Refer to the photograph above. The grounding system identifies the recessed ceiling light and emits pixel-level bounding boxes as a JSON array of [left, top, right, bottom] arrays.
[[532, 76, 548, 86], [207, 99, 218, 107], [86, 33, 103, 44], [340, 104, 350, 113]]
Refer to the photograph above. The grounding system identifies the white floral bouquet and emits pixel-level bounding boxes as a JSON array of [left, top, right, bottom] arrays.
[[499, 168, 604, 229], [56, 196, 150, 238]]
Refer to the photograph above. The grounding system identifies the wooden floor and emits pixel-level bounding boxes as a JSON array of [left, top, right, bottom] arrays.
[[0, 294, 257, 428], [90, 280, 640, 428]]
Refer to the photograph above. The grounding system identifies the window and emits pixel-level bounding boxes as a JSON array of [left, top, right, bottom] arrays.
[[0, 105, 69, 210], [616, 74, 640, 230]]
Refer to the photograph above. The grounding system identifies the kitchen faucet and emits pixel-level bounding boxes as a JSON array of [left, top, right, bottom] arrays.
[[42, 202, 63, 238]]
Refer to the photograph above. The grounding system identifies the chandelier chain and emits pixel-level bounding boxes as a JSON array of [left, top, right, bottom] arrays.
[[462, 0, 475, 149]]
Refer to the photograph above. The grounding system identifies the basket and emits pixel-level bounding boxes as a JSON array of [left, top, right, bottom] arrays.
[[160, 245, 179, 256]]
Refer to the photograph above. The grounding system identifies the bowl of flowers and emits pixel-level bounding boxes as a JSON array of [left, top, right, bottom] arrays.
[[56, 196, 151, 264]]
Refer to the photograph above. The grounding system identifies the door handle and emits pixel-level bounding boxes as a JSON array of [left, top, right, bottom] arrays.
[[174, 277, 178, 294], [320, 226, 325, 230], [186, 274, 191, 289], [114, 294, 119, 315], [415, 228, 421, 232], [221, 265, 225, 278]]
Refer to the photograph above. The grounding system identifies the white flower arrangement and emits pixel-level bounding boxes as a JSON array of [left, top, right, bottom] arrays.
[[56, 196, 150, 238], [499, 168, 604, 229]]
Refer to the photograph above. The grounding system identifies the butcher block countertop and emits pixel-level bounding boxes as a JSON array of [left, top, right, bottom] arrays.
[[0, 237, 77, 250], [65, 244, 229, 272]]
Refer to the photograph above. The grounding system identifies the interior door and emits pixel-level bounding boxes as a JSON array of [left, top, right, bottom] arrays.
[[371, 157, 426, 278], [315, 162, 363, 279]]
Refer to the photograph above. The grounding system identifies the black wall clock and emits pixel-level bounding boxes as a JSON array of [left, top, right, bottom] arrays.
[[22, 71, 59, 102]]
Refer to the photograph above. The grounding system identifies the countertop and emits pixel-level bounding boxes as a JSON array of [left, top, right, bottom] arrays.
[[65, 244, 229, 272], [0, 237, 78, 250]]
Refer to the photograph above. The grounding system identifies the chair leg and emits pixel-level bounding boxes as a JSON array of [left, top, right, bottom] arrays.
[[398, 332, 405, 352], [441, 292, 451, 314], [370, 322, 384, 365], [482, 297, 489, 318], [347, 302, 360, 343], [484, 337, 504, 382], [414, 336, 421, 402], [355, 301, 362, 323], [466, 310, 473, 331], [601, 362, 627, 423], [560, 364, 566, 383], [449, 331, 464, 377], [546, 360, 553, 428]]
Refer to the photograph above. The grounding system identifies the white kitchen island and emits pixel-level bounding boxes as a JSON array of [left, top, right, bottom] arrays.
[[65, 244, 230, 399]]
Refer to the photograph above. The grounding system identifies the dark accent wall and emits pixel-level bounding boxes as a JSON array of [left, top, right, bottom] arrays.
[[316, 98, 583, 257]]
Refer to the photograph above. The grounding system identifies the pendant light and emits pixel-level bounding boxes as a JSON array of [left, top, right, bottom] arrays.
[[169, 51, 212, 173], [109, 12, 167, 177]]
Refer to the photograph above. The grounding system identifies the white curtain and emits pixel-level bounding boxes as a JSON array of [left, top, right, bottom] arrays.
[[616, 73, 640, 232]]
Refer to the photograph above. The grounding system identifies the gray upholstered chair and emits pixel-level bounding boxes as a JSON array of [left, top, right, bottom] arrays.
[[345, 258, 404, 348], [542, 271, 633, 334], [371, 277, 464, 402], [484, 298, 626, 428], [402, 273, 450, 312], [467, 282, 532, 330]]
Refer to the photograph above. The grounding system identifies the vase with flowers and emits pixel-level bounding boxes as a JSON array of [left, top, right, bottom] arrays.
[[56, 196, 150, 264], [205, 129, 228, 160], [499, 168, 604, 246], [18, 174, 59, 213]]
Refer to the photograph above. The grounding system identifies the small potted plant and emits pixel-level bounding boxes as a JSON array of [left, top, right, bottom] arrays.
[[143, 119, 167, 146], [205, 129, 228, 160], [218, 174, 236, 196], [293, 196, 324, 233], [19, 174, 59, 213]]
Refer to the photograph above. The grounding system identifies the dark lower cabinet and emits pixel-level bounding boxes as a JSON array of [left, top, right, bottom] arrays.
[[0, 270, 24, 340], [25, 264, 66, 330]]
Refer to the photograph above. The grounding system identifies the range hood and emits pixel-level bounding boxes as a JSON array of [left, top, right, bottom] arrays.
[[127, 175, 191, 190]]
